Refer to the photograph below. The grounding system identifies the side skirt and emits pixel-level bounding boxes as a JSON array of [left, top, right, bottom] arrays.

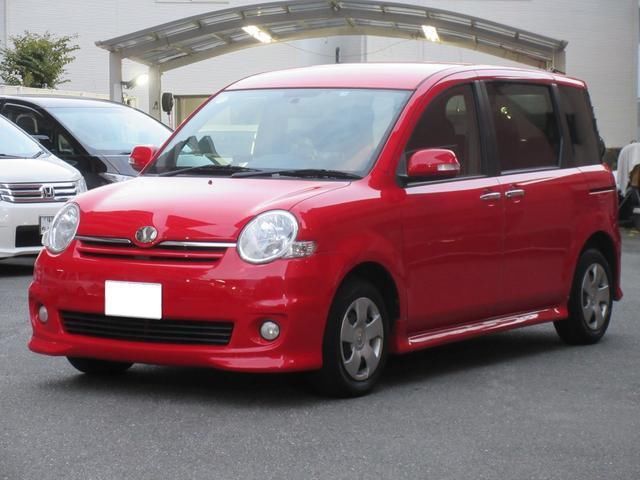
[[395, 306, 567, 354]]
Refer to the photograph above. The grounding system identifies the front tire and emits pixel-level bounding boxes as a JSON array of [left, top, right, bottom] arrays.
[[312, 278, 389, 397], [554, 249, 613, 345], [67, 357, 133, 375]]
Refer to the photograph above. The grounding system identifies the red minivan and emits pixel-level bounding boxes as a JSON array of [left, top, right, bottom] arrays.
[[29, 63, 621, 396]]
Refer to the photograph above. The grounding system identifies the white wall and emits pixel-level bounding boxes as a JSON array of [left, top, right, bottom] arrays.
[[3, 0, 638, 147]]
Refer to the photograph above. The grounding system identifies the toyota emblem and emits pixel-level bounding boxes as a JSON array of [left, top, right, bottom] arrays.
[[135, 226, 158, 244]]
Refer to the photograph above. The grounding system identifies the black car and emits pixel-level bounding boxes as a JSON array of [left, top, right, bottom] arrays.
[[0, 95, 171, 189]]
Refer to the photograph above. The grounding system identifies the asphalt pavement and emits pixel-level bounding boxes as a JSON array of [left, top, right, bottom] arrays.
[[1, 231, 639, 480]]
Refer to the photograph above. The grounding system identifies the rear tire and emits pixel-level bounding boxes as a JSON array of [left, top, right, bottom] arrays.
[[311, 278, 389, 397], [554, 249, 613, 345], [67, 356, 133, 375]]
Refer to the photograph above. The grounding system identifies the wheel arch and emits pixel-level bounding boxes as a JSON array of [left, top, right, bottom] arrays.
[[338, 261, 401, 329], [580, 231, 619, 296]]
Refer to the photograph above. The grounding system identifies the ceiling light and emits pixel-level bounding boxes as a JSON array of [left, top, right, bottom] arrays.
[[422, 25, 440, 42], [242, 25, 273, 44]]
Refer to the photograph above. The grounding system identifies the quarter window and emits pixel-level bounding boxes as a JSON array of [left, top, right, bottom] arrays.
[[485, 83, 561, 172], [405, 84, 482, 177], [558, 85, 600, 166]]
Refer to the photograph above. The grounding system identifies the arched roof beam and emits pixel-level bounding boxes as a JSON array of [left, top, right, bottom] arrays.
[[96, 0, 567, 72]]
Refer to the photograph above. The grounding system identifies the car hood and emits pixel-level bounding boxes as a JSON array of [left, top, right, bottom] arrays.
[[0, 155, 81, 183], [76, 176, 349, 241]]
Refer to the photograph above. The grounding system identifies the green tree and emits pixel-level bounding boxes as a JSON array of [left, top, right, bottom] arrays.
[[0, 31, 80, 88]]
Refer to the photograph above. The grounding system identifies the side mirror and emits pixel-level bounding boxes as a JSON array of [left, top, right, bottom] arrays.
[[407, 148, 460, 180], [129, 145, 158, 172]]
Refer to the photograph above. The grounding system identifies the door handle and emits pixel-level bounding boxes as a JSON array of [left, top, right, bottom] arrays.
[[480, 192, 501, 201], [505, 189, 525, 199]]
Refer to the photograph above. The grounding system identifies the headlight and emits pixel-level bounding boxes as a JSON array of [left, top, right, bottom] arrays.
[[237, 210, 316, 264], [43, 203, 80, 254], [75, 177, 87, 193]]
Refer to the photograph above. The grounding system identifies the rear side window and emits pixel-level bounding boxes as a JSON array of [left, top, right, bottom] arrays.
[[558, 85, 600, 166], [485, 83, 561, 172]]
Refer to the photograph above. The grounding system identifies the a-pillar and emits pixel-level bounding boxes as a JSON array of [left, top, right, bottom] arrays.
[[108, 52, 123, 103], [148, 66, 162, 120]]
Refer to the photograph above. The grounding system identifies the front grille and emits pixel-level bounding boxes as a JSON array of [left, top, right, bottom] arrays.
[[61, 311, 233, 346], [15, 225, 42, 247], [75, 236, 234, 263], [0, 182, 77, 203]]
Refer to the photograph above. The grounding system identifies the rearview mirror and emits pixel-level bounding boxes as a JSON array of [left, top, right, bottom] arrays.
[[129, 145, 158, 172], [407, 149, 460, 180]]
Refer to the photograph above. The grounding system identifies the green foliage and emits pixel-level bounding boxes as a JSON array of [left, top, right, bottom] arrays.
[[0, 31, 80, 88]]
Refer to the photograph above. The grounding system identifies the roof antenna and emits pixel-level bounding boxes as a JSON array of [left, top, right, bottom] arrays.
[[335, 46, 341, 64]]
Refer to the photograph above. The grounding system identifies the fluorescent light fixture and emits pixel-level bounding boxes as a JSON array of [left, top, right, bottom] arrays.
[[134, 73, 149, 87], [121, 73, 149, 89], [242, 25, 273, 44], [422, 25, 440, 42]]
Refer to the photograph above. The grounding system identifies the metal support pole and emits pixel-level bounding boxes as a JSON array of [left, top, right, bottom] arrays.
[[552, 50, 566, 74], [0, 0, 8, 49], [108, 52, 123, 102], [148, 66, 162, 120]]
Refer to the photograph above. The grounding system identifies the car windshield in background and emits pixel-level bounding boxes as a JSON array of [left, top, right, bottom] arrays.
[[47, 106, 170, 155], [0, 116, 43, 158], [146, 88, 411, 178]]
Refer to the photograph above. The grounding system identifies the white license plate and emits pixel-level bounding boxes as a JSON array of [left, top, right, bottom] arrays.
[[105, 281, 162, 319], [39, 215, 54, 235]]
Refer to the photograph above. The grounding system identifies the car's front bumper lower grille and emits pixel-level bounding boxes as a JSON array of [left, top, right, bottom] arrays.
[[60, 311, 233, 346]]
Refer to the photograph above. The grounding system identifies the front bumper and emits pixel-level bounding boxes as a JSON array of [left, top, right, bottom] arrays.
[[0, 201, 64, 258], [29, 243, 338, 372]]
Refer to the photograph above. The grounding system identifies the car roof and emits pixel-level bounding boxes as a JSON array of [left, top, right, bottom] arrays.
[[227, 62, 585, 91], [0, 95, 127, 108]]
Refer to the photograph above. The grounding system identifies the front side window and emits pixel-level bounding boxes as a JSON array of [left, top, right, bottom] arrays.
[[405, 84, 482, 177], [147, 88, 411, 177], [486, 82, 561, 172]]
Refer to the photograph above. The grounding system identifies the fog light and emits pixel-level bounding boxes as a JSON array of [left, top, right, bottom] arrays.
[[260, 320, 280, 341], [38, 305, 49, 323]]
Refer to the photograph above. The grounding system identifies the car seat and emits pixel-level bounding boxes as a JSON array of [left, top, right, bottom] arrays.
[[15, 114, 38, 135]]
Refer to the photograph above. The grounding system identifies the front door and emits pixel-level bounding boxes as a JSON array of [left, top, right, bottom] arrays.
[[401, 83, 505, 333]]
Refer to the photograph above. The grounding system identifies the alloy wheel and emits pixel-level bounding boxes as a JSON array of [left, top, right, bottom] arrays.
[[339, 297, 384, 381], [581, 263, 610, 331]]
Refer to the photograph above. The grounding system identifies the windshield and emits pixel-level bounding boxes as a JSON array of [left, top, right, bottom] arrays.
[[48, 106, 171, 154], [0, 115, 44, 158], [146, 88, 410, 177]]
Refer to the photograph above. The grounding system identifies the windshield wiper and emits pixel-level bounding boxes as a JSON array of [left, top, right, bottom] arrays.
[[155, 164, 261, 177], [231, 168, 362, 180], [0, 153, 29, 158], [32, 151, 45, 158]]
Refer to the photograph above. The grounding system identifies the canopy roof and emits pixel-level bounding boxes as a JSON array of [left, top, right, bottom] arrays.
[[96, 0, 567, 72]]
